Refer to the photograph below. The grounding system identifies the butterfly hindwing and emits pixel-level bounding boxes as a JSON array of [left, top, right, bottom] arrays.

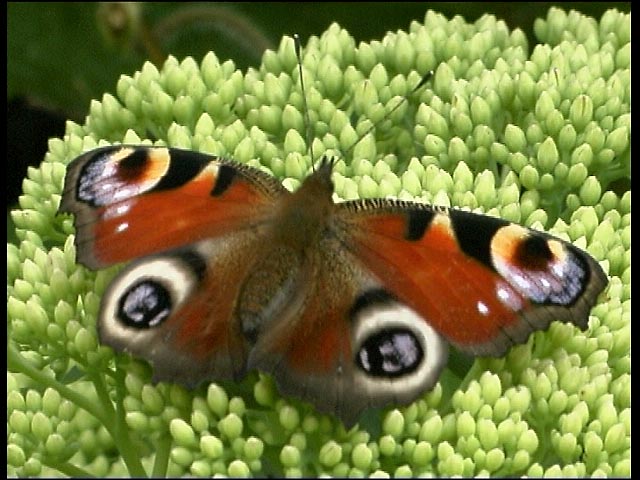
[[244, 239, 449, 427], [97, 232, 267, 385], [60, 146, 287, 269]]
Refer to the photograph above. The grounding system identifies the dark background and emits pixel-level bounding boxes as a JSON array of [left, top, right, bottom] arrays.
[[7, 2, 631, 208]]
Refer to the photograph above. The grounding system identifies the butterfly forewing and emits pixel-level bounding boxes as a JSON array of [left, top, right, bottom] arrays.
[[60, 146, 288, 269]]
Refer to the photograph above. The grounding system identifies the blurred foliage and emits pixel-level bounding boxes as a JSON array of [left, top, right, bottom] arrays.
[[8, 3, 631, 113]]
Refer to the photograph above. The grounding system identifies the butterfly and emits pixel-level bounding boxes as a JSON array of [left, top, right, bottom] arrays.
[[59, 142, 607, 427]]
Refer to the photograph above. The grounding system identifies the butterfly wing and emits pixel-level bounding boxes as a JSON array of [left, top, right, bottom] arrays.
[[333, 199, 608, 357], [60, 146, 287, 269], [96, 234, 266, 383]]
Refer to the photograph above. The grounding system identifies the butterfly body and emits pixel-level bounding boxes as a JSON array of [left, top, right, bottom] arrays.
[[60, 145, 607, 426]]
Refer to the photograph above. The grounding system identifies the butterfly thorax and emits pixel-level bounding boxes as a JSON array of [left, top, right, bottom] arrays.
[[270, 162, 335, 251], [236, 163, 335, 344]]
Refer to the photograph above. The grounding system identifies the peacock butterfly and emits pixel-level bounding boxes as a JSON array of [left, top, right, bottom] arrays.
[[59, 144, 607, 426], [59, 49, 607, 427]]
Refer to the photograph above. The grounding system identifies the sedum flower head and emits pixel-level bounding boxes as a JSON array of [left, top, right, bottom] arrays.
[[8, 7, 629, 477]]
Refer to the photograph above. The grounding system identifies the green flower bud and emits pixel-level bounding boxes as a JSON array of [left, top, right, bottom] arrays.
[[164, 63, 188, 97], [456, 411, 476, 437], [140, 385, 164, 416], [492, 397, 510, 423], [438, 451, 465, 476], [412, 441, 434, 466], [187, 460, 210, 477], [452, 160, 474, 192], [239, 436, 263, 463], [382, 409, 405, 438], [193, 114, 215, 139], [316, 440, 342, 467], [74, 327, 97, 355], [352, 443, 373, 470], [548, 390, 569, 416], [279, 404, 300, 430], [504, 124, 527, 153], [278, 109, 305, 143], [479, 373, 502, 406], [264, 73, 287, 106], [604, 423, 626, 453], [448, 137, 469, 164], [31, 411, 53, 442], [226, 459, 250, 477], [451, 110, 473, 139], [545, 109, 564, 136], [200, 434, 223, 459], [526, 122, 544, 144], [615, 42, 630, 69], [41, 388, 62, 417], [579, 176, 602, 206], [474, 170, 497, 208], [535, 91, 555, 121], [604, 126, 629, 155], [474, 125, 495, 151], [9, 410, 30, 436], [355, 174, 377, 198], [433, 62, 455, 102], [25, 389, 43, 412], [470, 96, 491, 126], [538, 172, 555, 190], [45, 432, 66, 456], [173, 96, 196, 126], [394, 464, 414, 478], [20, 457, 42, 477], [561, 410, 585, 437], [557, 432, 578, 462], [7, 444, 26, 468], [477, 418, 499, 450], [204, 383, 228, 418], [419, 414, 442, 444], [416, 104, 449, 140], [527, 462, 545, 477], [126, 411, 150, 432], [280, 444, 301, 468], [613, 458, 631, 477], [281, 130, 306, 159], [486, 447, 505, 472], [566, 163, 589, 189], [378, 435, 397, 458], [519, 165, 539, 190], [355, 43, 377, 74], [516, 71, 536, 108], [161, 405, 181, 425], [218, 412, 242, 440], [170, 418, 198, 448], [423, 134, 447, 157], [353, 134, 377, 163], [569, 95, 594, 131], [393, 33, 415, 74]]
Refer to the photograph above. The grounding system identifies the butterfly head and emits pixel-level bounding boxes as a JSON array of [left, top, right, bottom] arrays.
[[298, 155, 336, 201]]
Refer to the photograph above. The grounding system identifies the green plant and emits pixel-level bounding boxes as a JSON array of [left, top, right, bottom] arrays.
[[8, 7, 629, 477]]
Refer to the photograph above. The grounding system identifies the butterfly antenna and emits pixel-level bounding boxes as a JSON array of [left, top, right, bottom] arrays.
[[342, 69, 434, 159], [294, 34, 316, 169]]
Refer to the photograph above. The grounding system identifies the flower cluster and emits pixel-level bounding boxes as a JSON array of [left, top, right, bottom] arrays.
[[8, 7, 629, 477]]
